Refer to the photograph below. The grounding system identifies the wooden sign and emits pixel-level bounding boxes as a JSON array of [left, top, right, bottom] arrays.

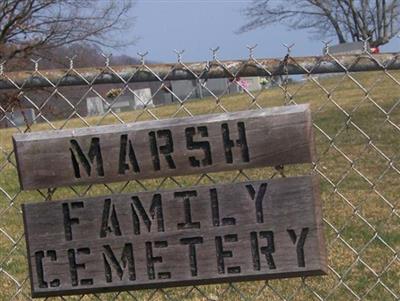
[[13, 104, 315, 190], [23, 176, 327, 298]]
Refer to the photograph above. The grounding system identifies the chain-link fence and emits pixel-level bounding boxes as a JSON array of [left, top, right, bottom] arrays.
[[0, 45, 399, 301]]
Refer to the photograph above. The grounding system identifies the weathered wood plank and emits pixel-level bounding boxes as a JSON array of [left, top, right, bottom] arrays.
[[22, 176, 327, 298], [13, 104, 315, 190]]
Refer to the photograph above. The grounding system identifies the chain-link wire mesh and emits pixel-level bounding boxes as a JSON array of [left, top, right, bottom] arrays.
[[0, 45, 399, 301]]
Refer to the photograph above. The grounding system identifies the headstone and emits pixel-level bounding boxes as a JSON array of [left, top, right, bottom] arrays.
[[134, 88, 153, 109], [86, 97, 104, 116], [241, 77, 262, 91]]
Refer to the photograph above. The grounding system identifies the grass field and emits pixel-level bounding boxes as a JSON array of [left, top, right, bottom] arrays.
[[0, 71, 399, 300]]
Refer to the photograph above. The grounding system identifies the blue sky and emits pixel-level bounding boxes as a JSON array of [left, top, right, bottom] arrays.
[[118, 0, 400, 62]]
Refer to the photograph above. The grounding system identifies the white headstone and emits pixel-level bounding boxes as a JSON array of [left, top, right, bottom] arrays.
[[134, 88, 153, 109], [86, 97, 104, 116]]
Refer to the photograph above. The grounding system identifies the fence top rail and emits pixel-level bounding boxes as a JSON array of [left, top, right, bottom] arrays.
[[0, 53, 399, 90]]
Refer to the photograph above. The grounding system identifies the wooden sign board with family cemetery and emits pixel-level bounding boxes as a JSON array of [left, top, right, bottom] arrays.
[[23, 177, 326, 297], [15, 104, 327, 297]]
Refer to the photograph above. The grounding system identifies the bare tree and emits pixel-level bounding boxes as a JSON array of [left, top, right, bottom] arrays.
[[0, 0, 136, 62], [238, 0, 400, 47], [0, 0, 137, 123]]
